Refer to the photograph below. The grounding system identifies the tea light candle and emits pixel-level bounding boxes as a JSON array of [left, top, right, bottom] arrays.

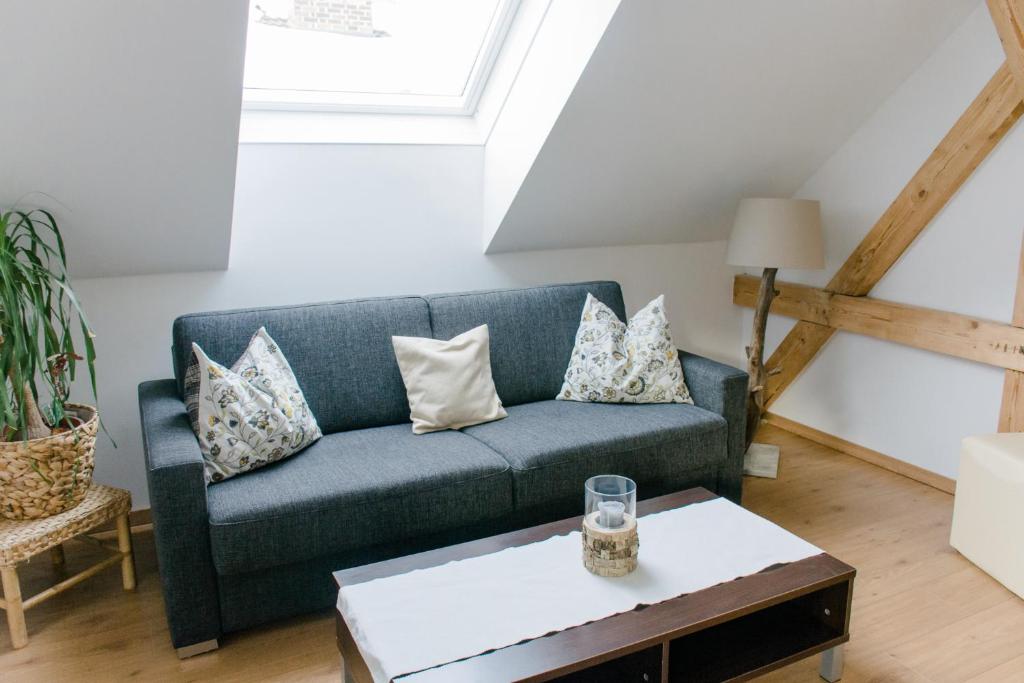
[[597, 500, 625, 528]]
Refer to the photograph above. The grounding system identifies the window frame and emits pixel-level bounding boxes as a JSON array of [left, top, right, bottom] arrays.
[[241, 0, 522, 116]]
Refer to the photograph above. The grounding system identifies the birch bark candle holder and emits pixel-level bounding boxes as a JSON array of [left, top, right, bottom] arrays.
[[582, 475, 638, 577]]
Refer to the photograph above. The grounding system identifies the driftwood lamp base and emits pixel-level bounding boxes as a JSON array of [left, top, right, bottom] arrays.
[[582, 512, 639, 577]]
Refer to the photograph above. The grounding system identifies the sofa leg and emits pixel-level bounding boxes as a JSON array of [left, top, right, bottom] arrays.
[[342, 656, 355, 683], [716, 471, 744, 505], [176, 638, 219, 659]]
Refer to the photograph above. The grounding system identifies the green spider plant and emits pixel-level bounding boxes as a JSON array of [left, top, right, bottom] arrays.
[[0, 208, 98, 441]]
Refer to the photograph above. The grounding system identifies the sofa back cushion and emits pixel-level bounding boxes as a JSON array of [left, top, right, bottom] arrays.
[[425, 282, 626, 407], [172, 297, 432, 434]]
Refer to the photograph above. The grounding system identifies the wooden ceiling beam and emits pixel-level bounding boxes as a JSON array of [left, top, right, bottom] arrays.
[[735, 274, 1024, 372], [762, 62, 1024, 407]]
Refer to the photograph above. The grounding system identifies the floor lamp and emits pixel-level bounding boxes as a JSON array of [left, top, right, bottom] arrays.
[[727, 198, 824, 478]]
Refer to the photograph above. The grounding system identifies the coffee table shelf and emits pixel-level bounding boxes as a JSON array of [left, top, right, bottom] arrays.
[[666, 580, 850, 682], [545, 566, 851, 683]]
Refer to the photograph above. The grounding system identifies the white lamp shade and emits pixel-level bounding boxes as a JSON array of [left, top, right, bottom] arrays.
[[727, 198, 824, 269]]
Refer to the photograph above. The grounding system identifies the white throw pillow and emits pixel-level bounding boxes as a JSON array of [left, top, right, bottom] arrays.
[[392, 324, 508, 434], [188, 328, 322, 483], [558, 294, 693, 404]]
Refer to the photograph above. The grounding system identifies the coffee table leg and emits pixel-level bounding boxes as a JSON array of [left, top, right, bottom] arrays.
[[820, 645, 844, 682]]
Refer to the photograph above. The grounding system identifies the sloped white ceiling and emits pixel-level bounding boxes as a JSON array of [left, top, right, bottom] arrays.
[[2, 0, 982, 275], [0, 1, 248, 278], [486, 0, 980, 253]]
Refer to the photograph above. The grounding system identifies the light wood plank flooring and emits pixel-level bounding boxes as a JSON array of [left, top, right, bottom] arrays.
[[2, 424, 1022, 681]]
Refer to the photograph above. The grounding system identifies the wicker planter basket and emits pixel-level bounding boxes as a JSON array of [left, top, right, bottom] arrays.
[[0, 404, 98, 521]]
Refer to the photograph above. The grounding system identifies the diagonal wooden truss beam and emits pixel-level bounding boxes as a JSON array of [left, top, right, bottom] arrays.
[[989, 0, 1024, 96], [762, 62, 1024, 408]]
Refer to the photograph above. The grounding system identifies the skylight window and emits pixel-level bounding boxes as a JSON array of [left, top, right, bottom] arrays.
[[243, 0, 520, 115]]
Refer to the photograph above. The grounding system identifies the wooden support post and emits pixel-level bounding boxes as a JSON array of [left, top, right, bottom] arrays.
[[999, 233, 1024, 430], [762, 63, 1024, 408], [1, 566, 28, 649], [991, 0, 1024, 431], [998, 372, 1024, 431]]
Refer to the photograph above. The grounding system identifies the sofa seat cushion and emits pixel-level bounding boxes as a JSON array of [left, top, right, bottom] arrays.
[[463, 400, 728, 513], [207, 425, 513, 575]]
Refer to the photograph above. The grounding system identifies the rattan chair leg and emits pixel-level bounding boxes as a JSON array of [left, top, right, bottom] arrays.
[[116, 514, 135, 591], [1, 565, 28, 649], [50, 544, 65, 571]]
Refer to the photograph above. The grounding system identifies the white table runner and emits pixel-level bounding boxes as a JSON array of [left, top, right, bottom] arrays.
[[337, 497, 821, 683]]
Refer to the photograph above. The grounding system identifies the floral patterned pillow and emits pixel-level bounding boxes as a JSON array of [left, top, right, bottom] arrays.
[[187, 328, 322, 483], [557, 294, 693, 405]]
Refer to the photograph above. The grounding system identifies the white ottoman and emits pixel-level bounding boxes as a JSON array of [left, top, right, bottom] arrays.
[[950, 434, 1024, 599]]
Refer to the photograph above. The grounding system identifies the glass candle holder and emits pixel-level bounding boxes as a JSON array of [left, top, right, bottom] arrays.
[[584, 474, 637, 530]]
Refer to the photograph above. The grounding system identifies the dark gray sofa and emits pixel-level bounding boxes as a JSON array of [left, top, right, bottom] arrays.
[[138, 281, 747, 654]]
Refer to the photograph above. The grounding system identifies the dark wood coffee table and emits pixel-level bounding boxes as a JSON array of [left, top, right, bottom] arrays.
[[334, 488, 854, 682]]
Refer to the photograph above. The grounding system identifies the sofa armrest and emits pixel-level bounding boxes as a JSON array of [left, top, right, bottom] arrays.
[[139, 379, 221, 649], [679, 351, 748, 503]]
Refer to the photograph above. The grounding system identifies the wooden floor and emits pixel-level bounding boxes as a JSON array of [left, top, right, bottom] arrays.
[[2, 424, 1023, 681]]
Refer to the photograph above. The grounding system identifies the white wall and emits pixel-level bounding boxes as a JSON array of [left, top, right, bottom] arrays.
[[752, 4, 1024, 480], [76, 143, 742, 508]]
